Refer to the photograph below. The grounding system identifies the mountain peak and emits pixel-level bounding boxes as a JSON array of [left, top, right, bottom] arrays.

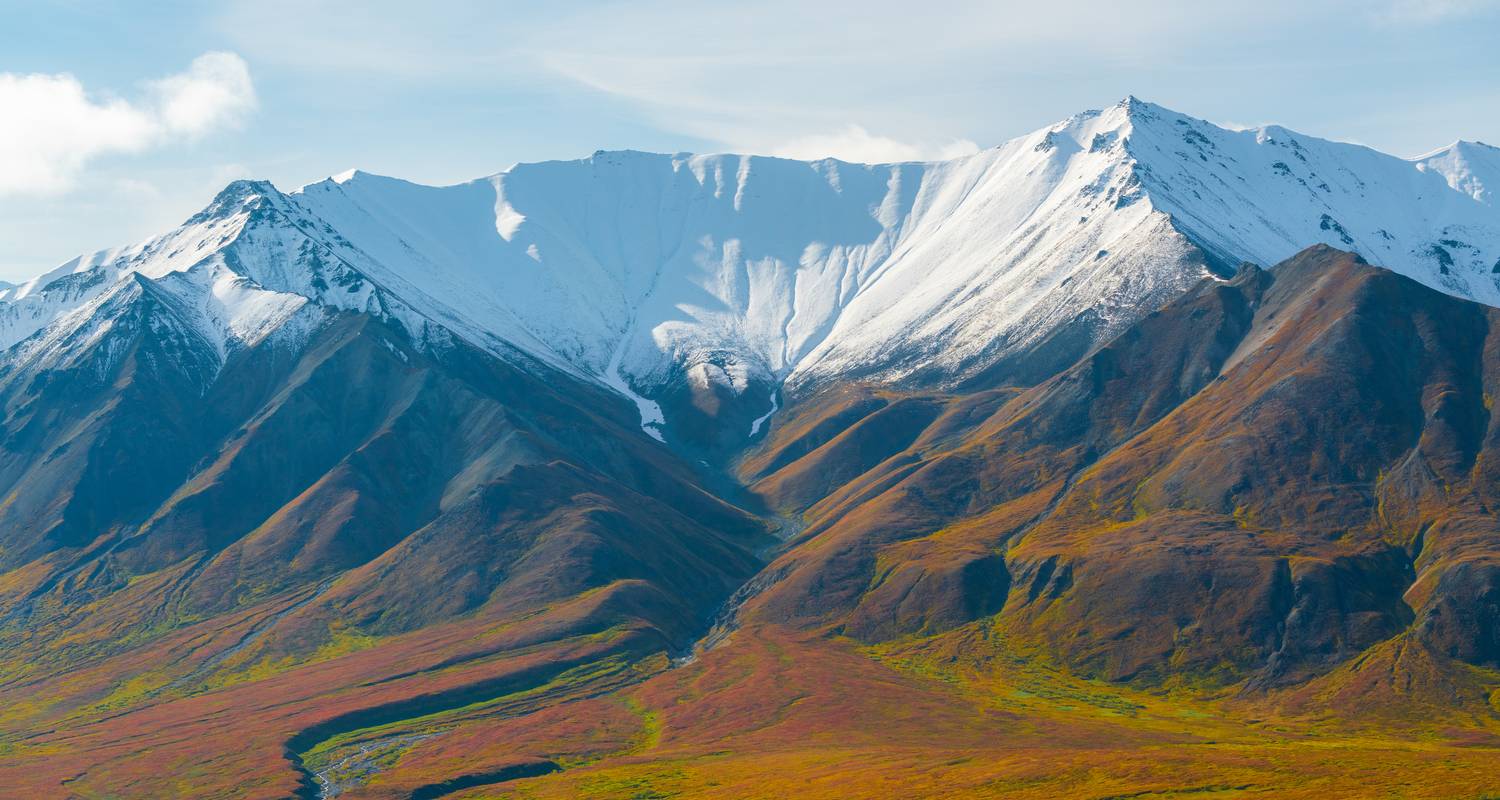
[[1029, 96, 1190, 157], [214, 178, 279, 203], [185, 179, 281, 226], [1118, 94, 1162, 115]]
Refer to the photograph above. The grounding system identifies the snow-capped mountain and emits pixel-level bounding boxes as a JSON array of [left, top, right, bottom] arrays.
[[4, 98, 1496, 442]]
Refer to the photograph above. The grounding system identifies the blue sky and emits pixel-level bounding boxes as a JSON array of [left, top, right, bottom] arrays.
[[2, 0, 1498, 281]]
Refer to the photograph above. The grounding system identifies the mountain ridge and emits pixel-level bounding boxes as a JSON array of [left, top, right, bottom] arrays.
[[5, 98, 1496, 449]]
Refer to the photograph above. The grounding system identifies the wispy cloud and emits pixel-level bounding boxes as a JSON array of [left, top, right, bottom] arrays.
[[211, 0, 1493, 166], [518, 0, 1316, 156], [772, 126, 980, 163], [0, 52, 256, 196], [218, 0, 1275, 158]]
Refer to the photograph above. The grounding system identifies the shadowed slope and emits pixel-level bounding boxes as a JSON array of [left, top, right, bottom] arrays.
[[0, 294, 771, 797]]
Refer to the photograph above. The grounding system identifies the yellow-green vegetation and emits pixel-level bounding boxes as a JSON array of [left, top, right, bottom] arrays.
[[450, 624, 1500, 800]]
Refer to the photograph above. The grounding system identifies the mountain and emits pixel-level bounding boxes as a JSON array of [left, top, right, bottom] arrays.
[[3, 99, 1495, 453], [2, 100, 1500, 798]]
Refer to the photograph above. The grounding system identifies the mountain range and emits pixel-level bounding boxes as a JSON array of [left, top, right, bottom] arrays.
[[2, 98, 1500, 799]]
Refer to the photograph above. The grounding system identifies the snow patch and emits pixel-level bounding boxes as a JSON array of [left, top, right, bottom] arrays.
[[604, 329, 666, 442], [749, 386, 780, 437]]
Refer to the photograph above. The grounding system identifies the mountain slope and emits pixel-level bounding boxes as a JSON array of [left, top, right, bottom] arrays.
[[734, 247, 1500, 698], [0, 271, 770, 693]]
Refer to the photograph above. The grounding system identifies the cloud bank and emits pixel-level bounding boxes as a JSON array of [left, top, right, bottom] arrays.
[[0, 52, 255, 196]]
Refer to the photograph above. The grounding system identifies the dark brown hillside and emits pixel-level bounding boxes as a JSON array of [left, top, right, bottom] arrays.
[[738, 246, 1500, 697], [732, 258, 1274, 632]]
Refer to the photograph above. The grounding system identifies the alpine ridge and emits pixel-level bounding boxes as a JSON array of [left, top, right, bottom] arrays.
[[2, 98, 1495, 448]]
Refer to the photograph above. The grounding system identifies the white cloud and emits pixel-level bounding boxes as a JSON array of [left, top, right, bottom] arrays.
[[772, 126, 980, 163], [0, 52, 256, 196], [149, 52, 257, 137]]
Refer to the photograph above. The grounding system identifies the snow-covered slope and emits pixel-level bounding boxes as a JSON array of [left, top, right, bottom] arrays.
[[286, 118, 1202, 394], [1123, 101, 1500, 304], [5, 98, 1497, 440]]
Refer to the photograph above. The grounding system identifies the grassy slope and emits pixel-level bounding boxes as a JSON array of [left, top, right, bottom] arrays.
[[380, 624, 1500, 800], [7, 611, 1497, 799]]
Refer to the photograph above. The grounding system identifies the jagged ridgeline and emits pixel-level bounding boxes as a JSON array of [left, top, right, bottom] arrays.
[[1, 99, 1499, 798]]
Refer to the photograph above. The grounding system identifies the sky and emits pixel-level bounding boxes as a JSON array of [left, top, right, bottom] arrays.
[[2, 0, 1498, 282]]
